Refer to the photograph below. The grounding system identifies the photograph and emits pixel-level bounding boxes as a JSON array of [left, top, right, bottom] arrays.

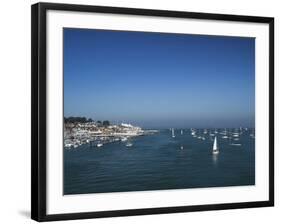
[[63, 28, 255, 195]]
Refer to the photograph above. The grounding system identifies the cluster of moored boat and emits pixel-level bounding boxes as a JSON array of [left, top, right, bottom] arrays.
[[64, 122, 147, 149], [65, 136, 134, 149], [170, 128, 255, 154], [96, 137, 134, 148]]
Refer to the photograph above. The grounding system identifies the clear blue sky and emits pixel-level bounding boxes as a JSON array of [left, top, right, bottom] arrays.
[[64, 28, 255, 128]]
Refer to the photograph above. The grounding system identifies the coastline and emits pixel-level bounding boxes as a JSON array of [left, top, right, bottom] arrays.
[[64, 121, 158, 148]]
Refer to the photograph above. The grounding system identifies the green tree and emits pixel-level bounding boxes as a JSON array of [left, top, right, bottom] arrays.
[[102, 120, 110, 127], [96, 120, 102, 127]]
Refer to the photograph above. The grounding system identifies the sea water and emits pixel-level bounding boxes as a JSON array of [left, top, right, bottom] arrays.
[[64, 129, 255, 195]]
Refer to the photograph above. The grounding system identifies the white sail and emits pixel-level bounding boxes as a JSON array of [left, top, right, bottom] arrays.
[[181, 130, 183, 135], [172, 128, 175, 138], [213, 136, 219, 154]]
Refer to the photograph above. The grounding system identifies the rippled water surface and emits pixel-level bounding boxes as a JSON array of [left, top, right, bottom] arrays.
[[64, 129, 255, 195]]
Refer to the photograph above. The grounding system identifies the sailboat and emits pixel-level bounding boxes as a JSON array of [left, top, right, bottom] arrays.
[[121, 137, 128, 142], [126, 142, 133, 147], [250, 128, 255, 138], [212, 136, 219, 154], [97, 143, 103, 148], [229, 137, 241, 146], [181, 130, 183, 135], [172, 128, 175, 138]]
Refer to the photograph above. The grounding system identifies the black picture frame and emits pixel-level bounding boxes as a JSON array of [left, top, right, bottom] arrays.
[[31, 2, 274, 222]]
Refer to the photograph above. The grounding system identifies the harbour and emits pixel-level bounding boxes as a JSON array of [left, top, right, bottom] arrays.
[[64, 127, 255, 195]]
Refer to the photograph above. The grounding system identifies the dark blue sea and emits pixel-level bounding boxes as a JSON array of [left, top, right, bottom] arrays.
[[64, 129, 255, 195]]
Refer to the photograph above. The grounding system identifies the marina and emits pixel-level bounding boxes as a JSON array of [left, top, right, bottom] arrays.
[[64, 121, 157, 149]]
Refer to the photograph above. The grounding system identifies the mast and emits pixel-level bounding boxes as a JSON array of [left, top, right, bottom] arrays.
[[172, 128, 175, 138]]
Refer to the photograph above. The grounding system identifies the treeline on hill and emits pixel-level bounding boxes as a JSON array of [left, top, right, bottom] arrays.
[[64, 117, 110, 126]]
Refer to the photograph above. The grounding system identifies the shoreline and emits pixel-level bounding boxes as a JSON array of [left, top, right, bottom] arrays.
[[64, 125, 254, 149], [64, 121, 158, 149]]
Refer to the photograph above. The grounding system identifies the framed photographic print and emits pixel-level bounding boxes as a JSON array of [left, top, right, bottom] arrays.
[[31, 2, 274, 222]]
